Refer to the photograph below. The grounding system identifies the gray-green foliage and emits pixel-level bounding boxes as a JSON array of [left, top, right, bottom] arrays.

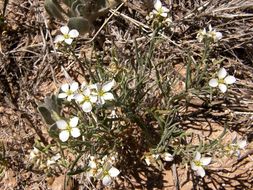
[[44, 0, 122, 34], [38, 95, 61, 125]]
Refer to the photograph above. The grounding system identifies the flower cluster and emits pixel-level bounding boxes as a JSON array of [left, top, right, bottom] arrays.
[[87, 155, 120, 186], [58, 80, 115, 112], [144, 151, 173, 166], [190, 151, 212, 177], [197, 25, 222, 43], [209, 67, 236, 93], [54, 26, 79, 45], [147, 0, 171, 25]]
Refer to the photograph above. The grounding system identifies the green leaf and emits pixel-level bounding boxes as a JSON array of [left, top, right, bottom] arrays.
[[67, 17, 90, 34], [38, 106, 55, 125], [44, 0, 65, 21], [37, 95, 61, 125]]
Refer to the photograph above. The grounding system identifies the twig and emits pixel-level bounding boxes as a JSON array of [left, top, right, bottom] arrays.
[[171, 163, 180, 190]]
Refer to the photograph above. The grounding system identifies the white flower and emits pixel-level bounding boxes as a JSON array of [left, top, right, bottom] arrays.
[[75, 87, 97, 112], [207, 25, 222, 42], [152, 0, 169, 18], [102, 165, 120, 186], [58, 82, 79, 101], [54, 26, 79, 45], [88, 156, 97, 169], [47, 153, 61, 166], [91, 80, 115, 105], [234, 139, 247, 149], [161, 152, 173, 162], [191, 151, 211, 177], [197, 28, 207, 42], [228, 136, 247, 157], [29, 147, 40, 160], [56, 117, 81, 142], [197, 25, 222, 42], [87, 155, 120, 186], [209, 68, 236, 93]]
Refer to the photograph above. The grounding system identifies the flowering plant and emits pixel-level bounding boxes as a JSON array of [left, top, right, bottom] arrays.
[[191, 152, 212, 177], [54, 26, 79, 45], [209, 67, 236, 93], [56, 116, 80, 142], [197, 25, 222, 43]]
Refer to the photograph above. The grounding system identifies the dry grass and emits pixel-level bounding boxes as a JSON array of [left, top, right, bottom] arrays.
[[0, 0, 253, 189]]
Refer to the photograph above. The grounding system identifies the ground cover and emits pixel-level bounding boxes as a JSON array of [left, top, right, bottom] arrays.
[[0, 0, 253, 189]]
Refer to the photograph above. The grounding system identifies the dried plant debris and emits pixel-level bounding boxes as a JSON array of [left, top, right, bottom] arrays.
[[0, 0, 253, 189]]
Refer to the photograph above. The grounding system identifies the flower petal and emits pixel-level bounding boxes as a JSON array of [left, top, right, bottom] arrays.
[[218, 68, 227, 79], [109, 167, 120, 177], [56, 120, 68, 129], [89, 83, 99, 91], [224, 75, 236, 85], [61, 83, 69, 92], [195, 151, 201, 161], [75, 94, 84, 103], [65, 38, 73, 45], [215, 32, 222, 41], [89, 160, 97, 169], [90, 95, 97, 103], [200, 157, 212, 166], [58, 93, 68, 99], [70, 82, 79, 92], [47, 159, 55, 166], [238, 140, 247, 149], [59, 130, 70, 142], [69, 29, 79, 38], [162, 152, 173, 161], [60, 26, 69, 35], [69, 117, 79, 127], [82, 102, 93, 112], [102, 80, 115, 92], [52, 153, 61, 161], [67, 94, 74, 101], [71, 127, 81, 138], [162, 6, 169, 12], [54, 35, 65, 43], [145, 157, 151, 166], [218, 83, 227, 93], [196, 166, 206, 177], [102, 175, 112, 186], [102, 92, 114, 101], [160, 12, 168, 17], [83, 88, 91, 96], [154, 0, 162, 11], [191, 162, 198, 171], [209, 78, 218, 87]]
